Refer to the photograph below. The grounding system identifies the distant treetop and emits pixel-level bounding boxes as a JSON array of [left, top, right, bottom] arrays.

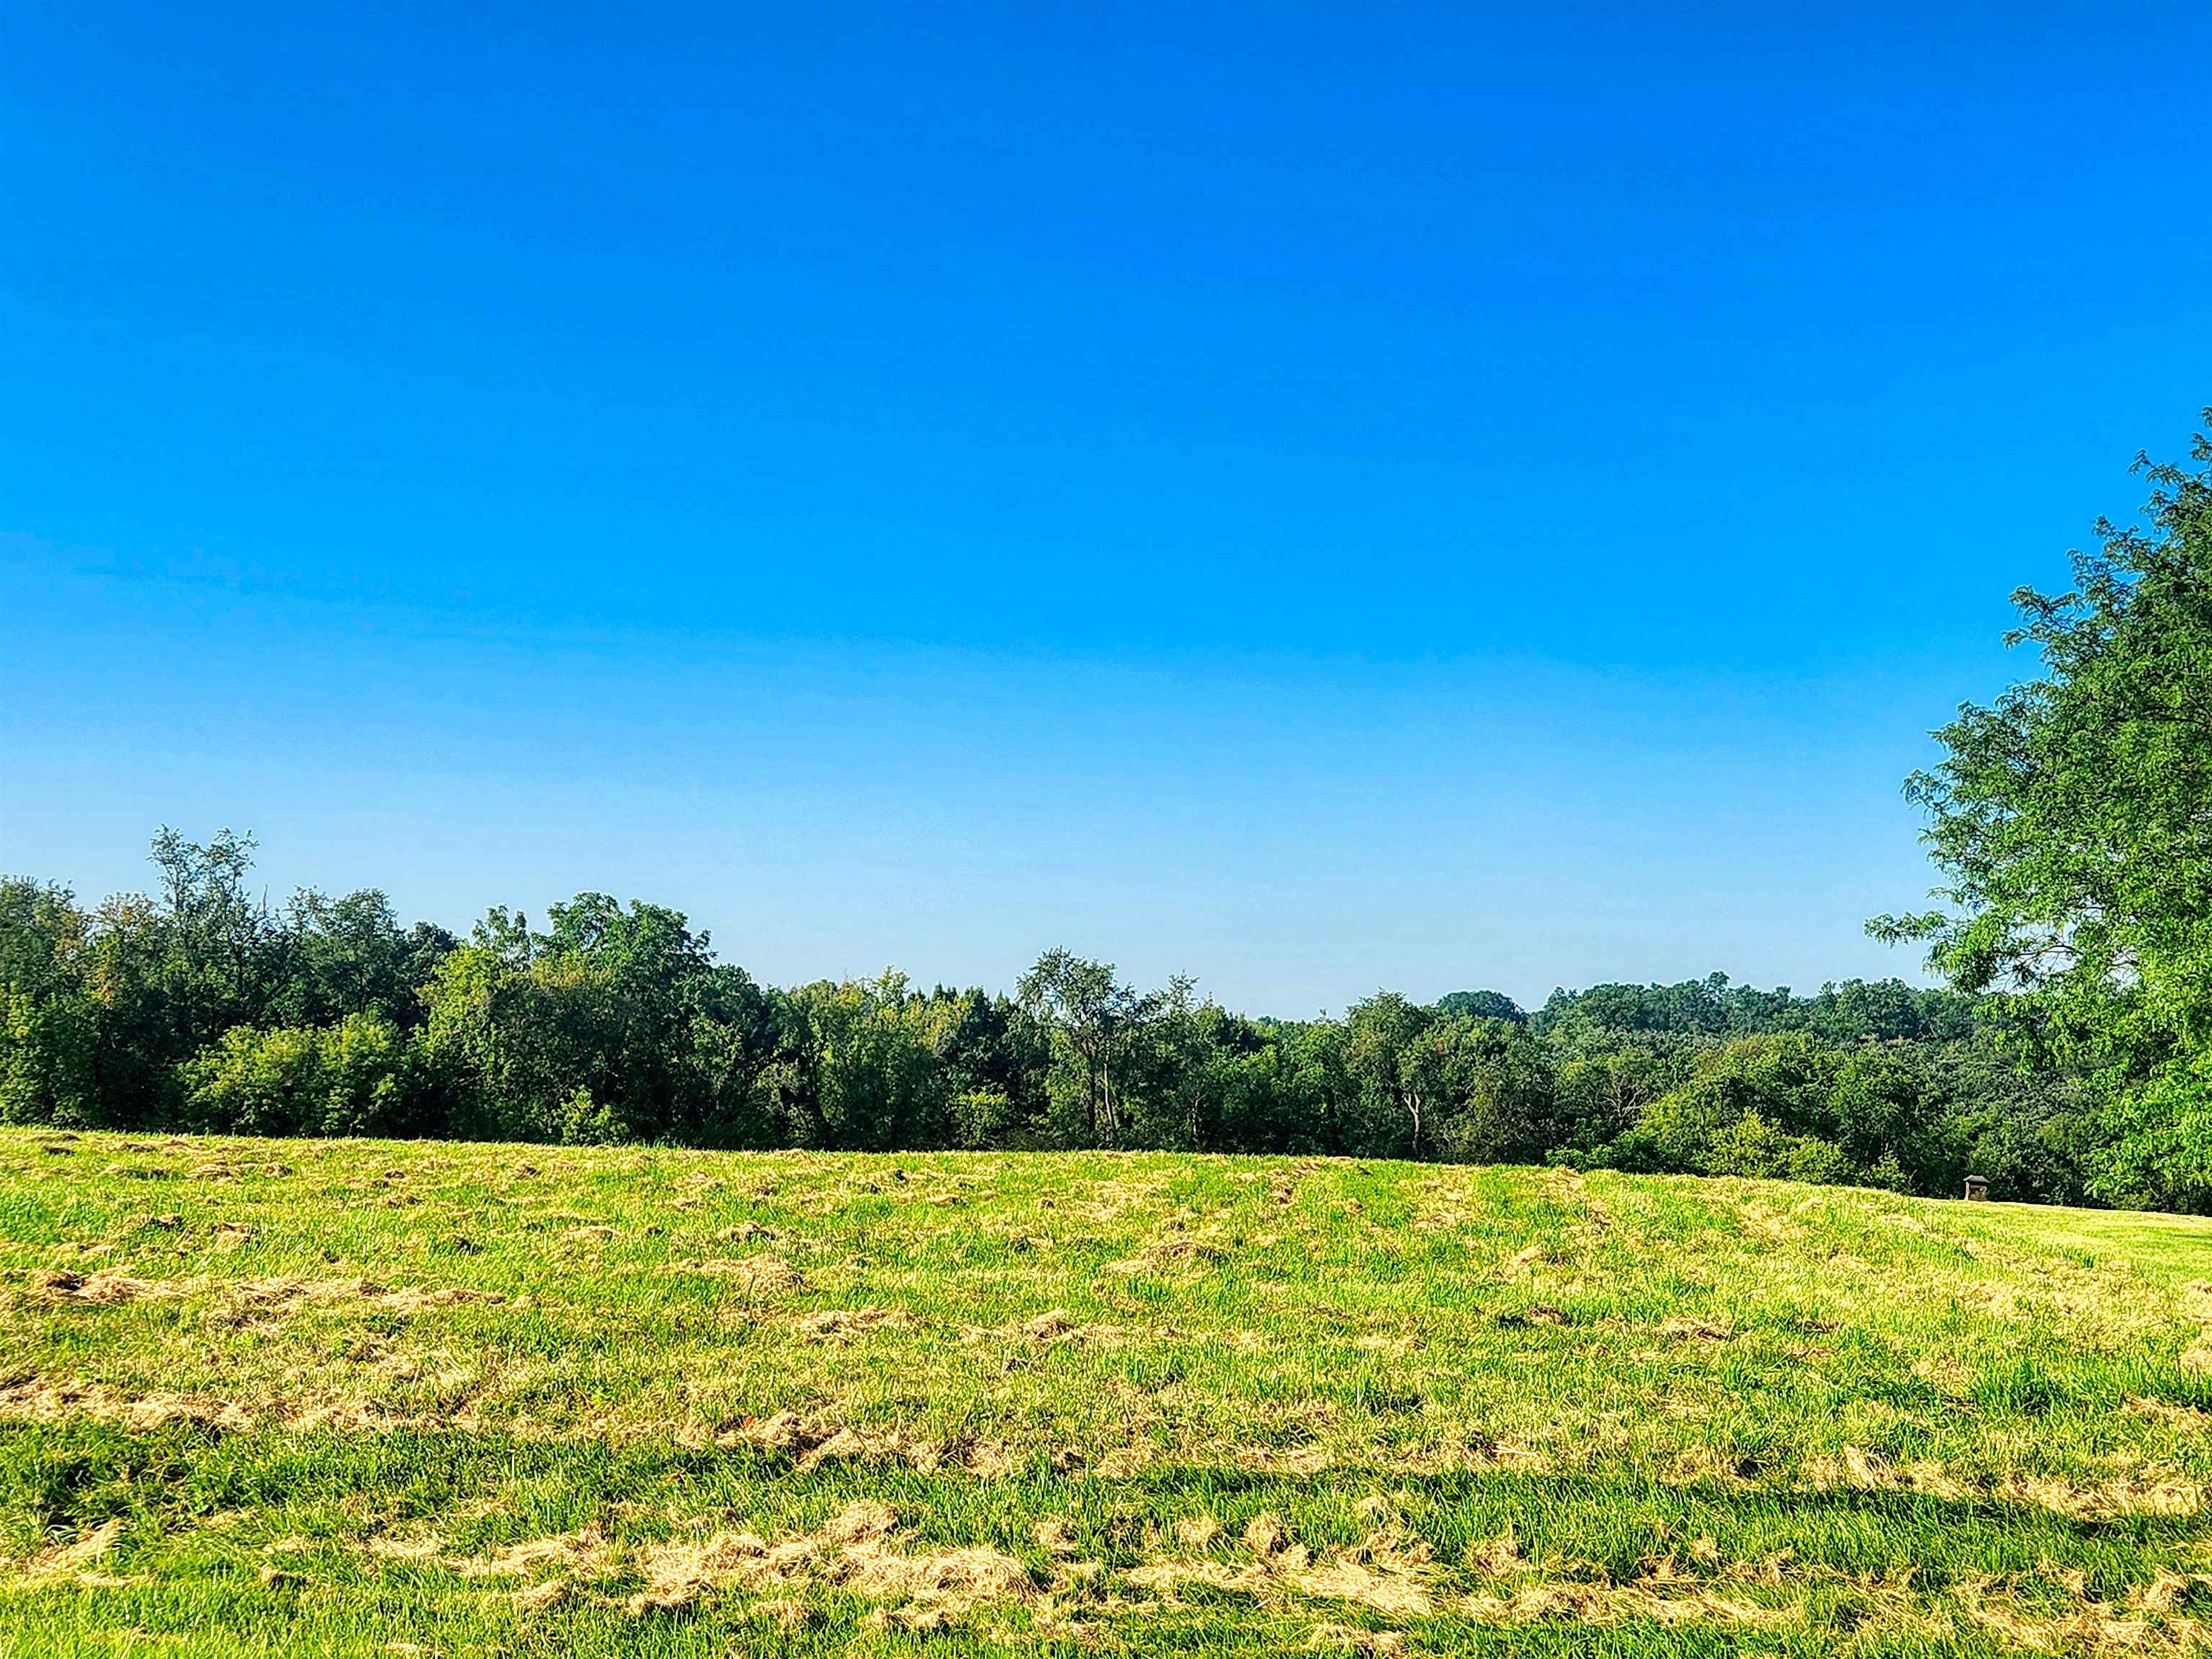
[[1432, 989, 1527, 1023]]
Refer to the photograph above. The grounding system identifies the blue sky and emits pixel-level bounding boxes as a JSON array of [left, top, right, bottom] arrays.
[[4, 3, 2208, 1014]]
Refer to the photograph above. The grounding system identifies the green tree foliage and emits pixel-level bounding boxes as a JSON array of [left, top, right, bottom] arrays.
[[183, 1014, 416, 1138], [0, 878, 98, 1126], [1344, 992, 1437, 1156], [1429, 1016, 1557, 1164], [1434, 989, 1526, 1023], [1878, 422, 2212, 1208], [415, 896, 780, 1146], [783, 973, 950, 1150], [1624, 1035, 1881, 1183], [1552, 1047, 1673, 1154], [0, 832, 2120, 1206], [1017, 950, 1156, 1148], [271, 889, 455, 1031], [929, 987, 1050, 1148]]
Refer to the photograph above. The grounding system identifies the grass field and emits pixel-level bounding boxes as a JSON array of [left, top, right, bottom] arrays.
[[5, 1131, 2212, 1655]]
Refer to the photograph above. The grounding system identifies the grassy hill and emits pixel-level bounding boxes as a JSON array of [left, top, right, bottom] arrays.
[[4, 1131, 2211, 1655]]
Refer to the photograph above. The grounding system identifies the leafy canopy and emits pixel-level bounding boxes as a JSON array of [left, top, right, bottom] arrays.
[[1876, 419, 2212, 1205]]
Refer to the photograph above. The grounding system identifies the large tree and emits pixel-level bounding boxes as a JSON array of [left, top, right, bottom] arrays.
[[1344, 991, 1436, 1156], [1876, 421, 2212, 1206], [1016, 950, 1154, 1146]]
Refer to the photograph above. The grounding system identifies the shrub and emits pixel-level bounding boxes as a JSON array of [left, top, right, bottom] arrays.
[[184, 1015, 416, 1138]]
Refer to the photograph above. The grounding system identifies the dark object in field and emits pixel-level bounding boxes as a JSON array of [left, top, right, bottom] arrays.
[[1494, 1305, 1570, 1328], [1964, 1175, 1988, 1201]]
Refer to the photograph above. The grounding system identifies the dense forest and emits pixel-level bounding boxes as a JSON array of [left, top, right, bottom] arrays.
[[0, 828, 2092, 1204], [6, 426, 2209, 1212]]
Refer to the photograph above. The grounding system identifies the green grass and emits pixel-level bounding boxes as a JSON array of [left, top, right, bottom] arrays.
[[4, 1130, 2212, 1655]]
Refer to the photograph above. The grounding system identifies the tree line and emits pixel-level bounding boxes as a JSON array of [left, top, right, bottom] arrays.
[[0, 828, 2096, 1203]]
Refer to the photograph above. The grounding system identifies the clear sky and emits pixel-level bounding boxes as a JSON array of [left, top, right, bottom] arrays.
[[3, 4, 2208, 1015]]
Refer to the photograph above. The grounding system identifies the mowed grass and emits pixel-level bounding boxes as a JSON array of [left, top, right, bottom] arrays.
[[4, 1133, 2212, 1655]]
